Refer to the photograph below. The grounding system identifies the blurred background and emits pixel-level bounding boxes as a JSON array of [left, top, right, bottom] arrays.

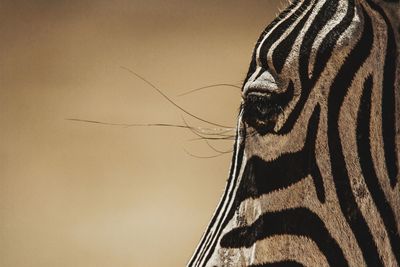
[[0, 1, 282, 266]]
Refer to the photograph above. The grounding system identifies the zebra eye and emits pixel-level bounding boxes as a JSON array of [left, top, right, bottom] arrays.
[[242, 81, 294, 134]]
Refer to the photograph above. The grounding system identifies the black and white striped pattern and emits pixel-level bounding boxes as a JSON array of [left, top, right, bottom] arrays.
[[189, 0, 400, 266]]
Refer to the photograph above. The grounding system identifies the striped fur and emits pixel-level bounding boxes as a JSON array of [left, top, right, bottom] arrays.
[[189, 0, 400, 266]]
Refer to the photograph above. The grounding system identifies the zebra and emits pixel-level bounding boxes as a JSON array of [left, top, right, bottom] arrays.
[[188, 0, 400, 266]]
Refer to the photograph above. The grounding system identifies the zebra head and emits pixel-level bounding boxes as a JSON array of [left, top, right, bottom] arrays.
[[189, 0, 400, 266]]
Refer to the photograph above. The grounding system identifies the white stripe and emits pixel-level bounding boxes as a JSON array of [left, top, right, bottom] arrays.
[[197, 110, 247, 266], [308, 0, 348, 77], [190, 109, 245, 266], [266, 0, 320, 74], [255, 0, 303, 67], [242, 0, 305, 94]]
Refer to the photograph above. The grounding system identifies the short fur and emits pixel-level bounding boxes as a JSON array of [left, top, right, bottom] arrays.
[[189, 0, 400, 266]]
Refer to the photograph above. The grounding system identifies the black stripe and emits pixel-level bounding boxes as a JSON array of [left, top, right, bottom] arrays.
[[310, 0, 355, 81], [236, 105, 324, 204], [201, 106, 324, 266], [364, 0, 399, 188], [258, 0, 313, 71], [279, 0, 356, 134], [327, 6, 384, 267], [220, 208, 348, 266], [380, 0, 399, 189], [301, 0, 339, 80], [243, 0, 302, 85], [272, 0, 318, 73], [357, 75, 400, 265], [273, 0, 338, 74]]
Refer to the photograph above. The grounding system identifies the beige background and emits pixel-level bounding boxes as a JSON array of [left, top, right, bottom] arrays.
[[0, 1, 282, 266]]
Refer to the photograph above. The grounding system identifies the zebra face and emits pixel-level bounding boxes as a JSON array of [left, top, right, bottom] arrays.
[[189, 0, 399, 266], [242, 0, 363, 137]]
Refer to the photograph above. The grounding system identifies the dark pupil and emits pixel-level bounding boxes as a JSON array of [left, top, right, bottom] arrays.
[[243, 81, 294, 135]]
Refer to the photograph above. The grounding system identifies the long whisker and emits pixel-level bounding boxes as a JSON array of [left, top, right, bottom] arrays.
[[181, 117, 235, 136], [181, 116, 235, 139], [189, 136, 236, 141], [66, 118, 229, 132], [205, 140, 233, 154], [121, 66, 233, 128], [183, 148, 230, 159], [178, 84, 241, 97]]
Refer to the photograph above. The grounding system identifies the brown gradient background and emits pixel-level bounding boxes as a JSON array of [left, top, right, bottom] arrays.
[[1, 1, 282, 266]]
